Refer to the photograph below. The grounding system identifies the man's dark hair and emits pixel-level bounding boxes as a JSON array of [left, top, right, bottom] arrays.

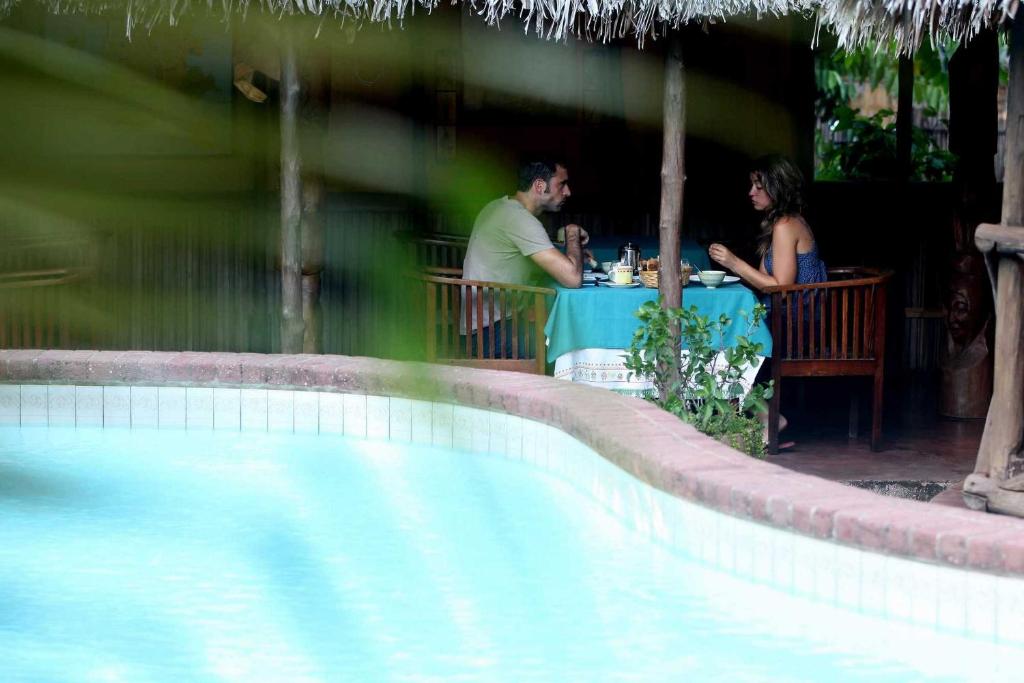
[[517, 160, 563, 192]]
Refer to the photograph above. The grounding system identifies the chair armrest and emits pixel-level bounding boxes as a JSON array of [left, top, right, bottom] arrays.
[[762, 268, 893, 294], [0, 267, 87, 289], [422, 266, 464, 277]]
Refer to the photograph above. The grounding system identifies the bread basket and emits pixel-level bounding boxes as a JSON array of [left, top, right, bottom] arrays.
[[639, 259, 692, 288], [639, 270, 660, 288]]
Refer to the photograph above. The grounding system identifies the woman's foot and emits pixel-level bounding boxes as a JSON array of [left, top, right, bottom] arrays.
[[759, 412, 790, 450]]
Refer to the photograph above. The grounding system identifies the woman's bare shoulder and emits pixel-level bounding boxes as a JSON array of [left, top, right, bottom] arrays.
[[772, 216, 805, 240]]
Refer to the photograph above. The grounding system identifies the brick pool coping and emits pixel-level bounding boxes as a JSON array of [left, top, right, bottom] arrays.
[[4, 349, 1024, 577]]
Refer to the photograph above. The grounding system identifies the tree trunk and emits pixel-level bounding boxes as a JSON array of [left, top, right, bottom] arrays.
[[658, 33, 685, 394], [299, 45, 329, 354], [973, 11, 1024, 486], [658, 34, 685, 312], [279, 31, 304, 354]]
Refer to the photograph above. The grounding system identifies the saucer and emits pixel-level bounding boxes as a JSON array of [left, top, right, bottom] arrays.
[[689, 275, 739, 285], [599, 280, 641, 288]]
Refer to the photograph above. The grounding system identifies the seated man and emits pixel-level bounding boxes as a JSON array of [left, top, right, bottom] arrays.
[[461, 159, 589, 357]]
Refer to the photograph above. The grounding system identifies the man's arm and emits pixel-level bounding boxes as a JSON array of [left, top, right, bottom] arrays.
[[530, 224, 585, 288]]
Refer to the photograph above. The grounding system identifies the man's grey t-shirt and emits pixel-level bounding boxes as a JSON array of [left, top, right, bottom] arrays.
[[461, 197, 554, 331]]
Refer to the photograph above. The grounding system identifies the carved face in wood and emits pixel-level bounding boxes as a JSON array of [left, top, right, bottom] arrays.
[[947, 259, 988, 349]]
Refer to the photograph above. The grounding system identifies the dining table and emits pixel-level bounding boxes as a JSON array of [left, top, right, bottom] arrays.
[[544, 277, 773, 396], [582, 235, 711, 271]]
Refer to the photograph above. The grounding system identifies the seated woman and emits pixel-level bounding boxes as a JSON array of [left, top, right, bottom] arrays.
[[708, 155, 826, 449], [708, 154, 826, 291]]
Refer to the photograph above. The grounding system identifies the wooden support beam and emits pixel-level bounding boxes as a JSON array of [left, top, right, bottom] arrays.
[[1003, 12, 1024, 229], [299, 44, 329, 354], [659, 33, 684, 312], [657, 33, 685, 393], [976, 223, 1024, 253], [279, 30, 305, 354], [968, 11, 1024, 509], [975, 258, 1024, 479]]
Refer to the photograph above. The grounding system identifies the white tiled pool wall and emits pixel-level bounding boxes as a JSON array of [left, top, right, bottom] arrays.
[[3, 382, 1024, 646]]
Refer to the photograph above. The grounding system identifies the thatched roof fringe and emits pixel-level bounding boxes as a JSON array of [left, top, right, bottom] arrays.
[[6, 0, 1011, 54], [1, 0, 814, 45], [818, 0, 1018, 54]]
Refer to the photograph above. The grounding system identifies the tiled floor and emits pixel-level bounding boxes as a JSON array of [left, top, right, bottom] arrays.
[[766, 373, 984, 487]]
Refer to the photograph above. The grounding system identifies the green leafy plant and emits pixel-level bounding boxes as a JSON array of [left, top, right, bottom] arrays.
[[815, 105, 957, 181], [814, 39, 955, 122], [624, 299, 773, 458], [814, 39, 960, 182]]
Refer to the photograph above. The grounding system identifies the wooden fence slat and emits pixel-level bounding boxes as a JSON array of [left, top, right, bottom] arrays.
[[808, 290, 816, 359], [853, 287, 862, 358], [796, 291, 804, 359], [841, 289, 849, 359], [786, 294, 793, 359]]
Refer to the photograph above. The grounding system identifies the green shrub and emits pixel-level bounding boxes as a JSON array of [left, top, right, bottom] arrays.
[[624, 300, 773, 458]]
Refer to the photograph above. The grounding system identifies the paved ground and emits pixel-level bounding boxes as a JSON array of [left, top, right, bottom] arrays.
[[763, 373, 983, 488]]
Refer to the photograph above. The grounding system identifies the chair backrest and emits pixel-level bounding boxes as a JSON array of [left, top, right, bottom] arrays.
[[764, 267, 893, 374], [414, 272, 554, 374], [395, 232, 469, 270], [0, 236, 93, 349]]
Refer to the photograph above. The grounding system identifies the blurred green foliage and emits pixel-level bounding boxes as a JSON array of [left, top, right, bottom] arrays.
[[814, 39, 956, 122], [815, 105, 957, 181], [813, 39, 964, 181]]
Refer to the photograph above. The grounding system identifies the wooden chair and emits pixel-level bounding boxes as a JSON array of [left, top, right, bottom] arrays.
[[763, 267, 893, 453], [414, 269, 553, 374], [0, 267, 87, 349], [395, 232, 469, 270], [0, 234, 94, 349]]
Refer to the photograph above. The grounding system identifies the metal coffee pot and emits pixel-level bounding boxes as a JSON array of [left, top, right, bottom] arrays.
[[618, 242, 641, 272]]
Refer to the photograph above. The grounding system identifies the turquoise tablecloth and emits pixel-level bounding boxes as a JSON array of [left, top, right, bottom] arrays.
[[544, 281, 773, 359], [583, 236, 711, 271]]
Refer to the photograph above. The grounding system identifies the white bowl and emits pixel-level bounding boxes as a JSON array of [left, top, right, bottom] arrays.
[[698, 270, 726, 288]]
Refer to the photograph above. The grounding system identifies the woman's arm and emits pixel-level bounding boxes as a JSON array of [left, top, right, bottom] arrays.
[[708, 219, 801, 292]]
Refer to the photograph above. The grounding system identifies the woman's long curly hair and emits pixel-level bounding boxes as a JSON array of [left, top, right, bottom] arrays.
[[752, 155, 805, 257]]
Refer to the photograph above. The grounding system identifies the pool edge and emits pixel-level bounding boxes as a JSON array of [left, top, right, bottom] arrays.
[[3, 348, 1023, 579]]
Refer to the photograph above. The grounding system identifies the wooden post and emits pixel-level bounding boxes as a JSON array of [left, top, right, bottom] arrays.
[[896, 55, 914, 178], [657, 33, 685, 394], [658, 33, 685, 312], [300, 44, 329, 354], [972, 10, 1024, 485], [1003, 13, 1024, 230], [279, 30, 305, 354]]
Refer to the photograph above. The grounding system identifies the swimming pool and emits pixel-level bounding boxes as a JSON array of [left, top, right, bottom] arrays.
[[2, 423, 1023, 681]]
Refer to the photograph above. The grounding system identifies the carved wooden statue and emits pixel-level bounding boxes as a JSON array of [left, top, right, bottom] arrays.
[[940, 30, 998, 418], [939, 254, 992, 418]]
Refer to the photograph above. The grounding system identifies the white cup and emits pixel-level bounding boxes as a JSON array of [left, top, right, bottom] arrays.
[[610, 265, 633, 284]]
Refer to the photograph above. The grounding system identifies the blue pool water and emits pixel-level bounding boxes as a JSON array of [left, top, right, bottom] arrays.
[[0, 426, 1021, 682]]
